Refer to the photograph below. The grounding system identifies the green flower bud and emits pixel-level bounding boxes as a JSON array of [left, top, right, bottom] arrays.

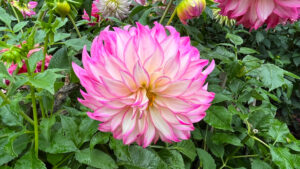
[[55, 1, 71, 17]]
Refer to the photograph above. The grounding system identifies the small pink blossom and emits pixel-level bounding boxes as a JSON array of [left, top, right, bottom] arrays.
[[215, 0, 300, 30], [72, 22, 215, 147], [82, 0, 101, 26], [11, 0, 38, 18]]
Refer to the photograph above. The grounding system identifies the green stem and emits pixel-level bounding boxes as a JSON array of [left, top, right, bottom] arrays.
[[251, 136, 270, 149], [68, 14, 82, 38], [19, 111, 35, 125], [25, 60, 39, 157], [40, 100, 46, 118], [166, 7, 177, 25], [232, 154, 259, 159], [30, 85, 39, 157], [41, 13, 54, 72], [9, 1, 23, 33], [159, 0, 174, 24], [41, 33, 49, 72]]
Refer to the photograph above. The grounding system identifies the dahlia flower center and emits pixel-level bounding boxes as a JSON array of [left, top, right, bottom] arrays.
[[104, 0, 119, 11], [144, 86, 156, 107]]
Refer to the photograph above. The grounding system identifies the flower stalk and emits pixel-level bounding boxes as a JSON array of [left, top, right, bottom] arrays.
[[68, 14, 82, 38], [159, 0, 174, 24]]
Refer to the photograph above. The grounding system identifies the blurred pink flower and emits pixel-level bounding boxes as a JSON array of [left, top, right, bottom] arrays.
[[82, 0, 101, 25], [135, 0, 146, 5], [215, 0, 300, 30], [0, 45, 52, 77], [72, 22, 215, 147], [11, 0, 38, 18]]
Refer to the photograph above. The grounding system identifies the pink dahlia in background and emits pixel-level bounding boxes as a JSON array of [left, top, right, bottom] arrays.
[[73, 22, 215, 147], [82, 0, 101, 25], [0, 46, 52, 76], [11, 0, 38, 18], [215, 0, 300, 30], [177, 0, 206, 24]]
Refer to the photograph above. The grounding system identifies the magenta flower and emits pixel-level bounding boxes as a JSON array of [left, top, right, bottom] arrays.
[[215, 0, 300, 30], [72, 22, 215, 147], [11, 0, 38, 18], [82, 0, 101, 26]]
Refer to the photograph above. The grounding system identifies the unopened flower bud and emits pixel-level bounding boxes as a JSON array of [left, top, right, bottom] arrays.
[[55, 1, 71, 17], [177, 0, 206, 24]]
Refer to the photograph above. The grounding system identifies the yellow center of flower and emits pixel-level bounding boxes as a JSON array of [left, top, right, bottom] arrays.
[[142, 83, 156, 107]]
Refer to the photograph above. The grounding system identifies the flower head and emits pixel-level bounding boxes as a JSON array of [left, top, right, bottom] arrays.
[[72, 22, 215, 147], [177, 0, 206, 24], [215, 0, 300, 30], [82, 0, 102, 25], [11, 0, 38, 18], [95, 0, 130, 19]]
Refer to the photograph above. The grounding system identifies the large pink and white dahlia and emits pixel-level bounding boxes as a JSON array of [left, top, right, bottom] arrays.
[[72, 22, 215, 147], [215, 0, 300, 30]]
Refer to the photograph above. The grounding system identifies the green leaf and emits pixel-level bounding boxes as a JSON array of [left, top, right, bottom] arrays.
[[251, 159, 272, 169], [75, 148, 117, 169], [64, 37, 91, 51], [267, 120, 290, 143], [284, 70, 300, 79], [60, 115, 78, 145], [29, 69, 63, 94], [109, 138, 130, 161], [171, 140, 197, 160], [90, 132, 110, 149], [196, 148, 216, 169], [40, 116, 56, 141], [13, 21, 28, 32], [158, 149, 185, 169], [0, 62, 13, 81], [28, 49, 43, 72], [226, 33, 243, 46], [78, 117, 98, 144], [239, 47, 259, 55], [0, 132, 30, 166], [126, 145, 167, 169], [14, 151, 46, 169], [204, 106, 233, 131], [256, 32, 264, 43], [138, 8, 153, 25], [270, 146, 299, 169], [256, 64, 285, 91], [48, 47, 70, 69], [212, 133, 242, 146], [0, 7, 12, 28], [54, 33, 71, 42], [39, 129, 78, 154], [46, 153, 64, 166], [0, 100, 23, 127]]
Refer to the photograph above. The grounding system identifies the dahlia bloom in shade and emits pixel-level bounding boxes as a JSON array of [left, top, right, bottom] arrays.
[[82, 0, 101, 25], [72, 22, 215, 147], [95, 0, 130, 19], [177, 0, 206, 24], [215, 0, 300, 30], [11, 0, 38, 18]]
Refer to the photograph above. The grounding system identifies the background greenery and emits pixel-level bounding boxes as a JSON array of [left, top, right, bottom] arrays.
[[0, 0, 299, 169]]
